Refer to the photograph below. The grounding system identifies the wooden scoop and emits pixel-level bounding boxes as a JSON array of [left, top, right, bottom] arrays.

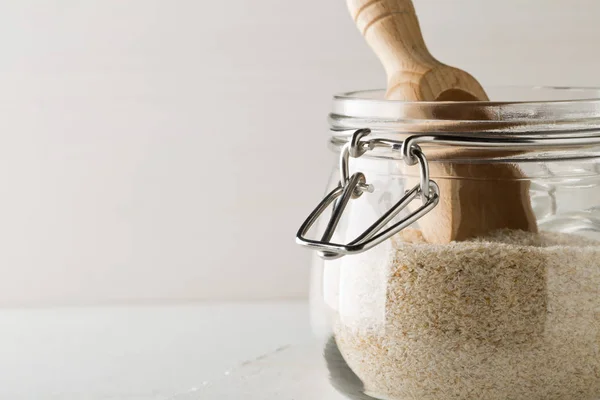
[[347, 0, 538, 243]]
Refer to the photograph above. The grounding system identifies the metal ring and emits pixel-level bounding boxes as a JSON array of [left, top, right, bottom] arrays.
[[400, 140, 421, 166], [340, 129, 372, 187], [412, 147, 431, 199], [349, 129, 371, 158], [339, 143, 351, 186]]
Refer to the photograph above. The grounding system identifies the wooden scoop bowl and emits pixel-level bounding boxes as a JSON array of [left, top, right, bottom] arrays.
[[347, 0, 537, 243]]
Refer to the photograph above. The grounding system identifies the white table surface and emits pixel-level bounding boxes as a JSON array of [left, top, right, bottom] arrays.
[[0, 301, 315, 400]]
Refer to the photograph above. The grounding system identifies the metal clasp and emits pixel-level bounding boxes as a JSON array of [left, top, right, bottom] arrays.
[[296, 129, 440, 260]]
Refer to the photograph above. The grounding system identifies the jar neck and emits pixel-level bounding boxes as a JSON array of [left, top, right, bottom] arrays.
[[329, 87, 600, 163]]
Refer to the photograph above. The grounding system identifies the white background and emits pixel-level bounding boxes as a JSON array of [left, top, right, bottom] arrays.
[[0, 0, 599, 305]]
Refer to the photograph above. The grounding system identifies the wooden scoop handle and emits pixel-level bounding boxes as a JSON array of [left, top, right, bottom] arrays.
[[347, 0, 488, 101]]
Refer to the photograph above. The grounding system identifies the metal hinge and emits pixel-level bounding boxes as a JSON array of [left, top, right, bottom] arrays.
[[296, 129, 439, 260]]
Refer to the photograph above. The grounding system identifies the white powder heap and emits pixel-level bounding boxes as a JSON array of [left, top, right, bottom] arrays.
[[334, 229, 600, 400]]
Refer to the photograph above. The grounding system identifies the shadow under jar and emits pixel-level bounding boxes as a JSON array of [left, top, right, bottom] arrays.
[[300, 87, 600, 400]]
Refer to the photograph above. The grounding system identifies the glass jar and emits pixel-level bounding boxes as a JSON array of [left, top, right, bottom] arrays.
[[298, 87, 600, 400]]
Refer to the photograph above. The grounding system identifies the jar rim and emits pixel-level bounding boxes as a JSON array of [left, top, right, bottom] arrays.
[[329, 86, 600, 161], [333, 86, 600, 105]]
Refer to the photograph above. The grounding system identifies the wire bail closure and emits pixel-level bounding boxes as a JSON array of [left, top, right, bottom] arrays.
[[296, 129, 440, 260], [297, 126, 600, 259]]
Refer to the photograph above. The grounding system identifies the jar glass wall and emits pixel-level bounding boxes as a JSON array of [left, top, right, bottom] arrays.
[[307, 88, 600, 400]]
